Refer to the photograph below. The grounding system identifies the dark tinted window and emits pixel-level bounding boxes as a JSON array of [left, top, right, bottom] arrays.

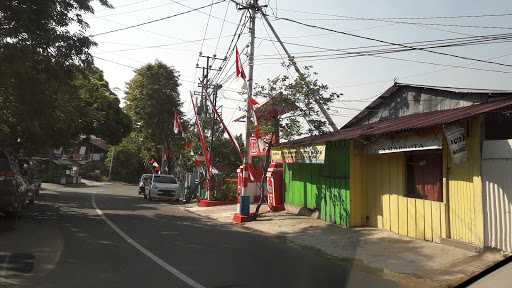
[[0, 152, 10, 170], [153, 175, 177, 184]]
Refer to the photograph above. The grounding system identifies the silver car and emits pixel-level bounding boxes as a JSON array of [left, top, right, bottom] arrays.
[[145, 174, 179, 201]]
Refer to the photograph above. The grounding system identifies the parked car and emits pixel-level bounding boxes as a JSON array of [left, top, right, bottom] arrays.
[[145, 174, 179, 201], [0, 150, 29, 217], [138, 174, 152, 195]]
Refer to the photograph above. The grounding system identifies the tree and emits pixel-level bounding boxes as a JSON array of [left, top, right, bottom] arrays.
[[105, 132, 147, 183], [0, 0, 120, 154], [73, 66, 132, 145], [254, 65, 341, 140], [124, 61, 183, 173]]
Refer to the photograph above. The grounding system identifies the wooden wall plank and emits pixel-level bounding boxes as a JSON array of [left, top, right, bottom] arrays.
[[390, 194, 399, 234], [416, 199, 425, 240], [441, 202, 447, 239], [399, 196, 408, 236], [425, 200, 433, 241], [433, 201, 441, 242], [407, 198, 416, 238]]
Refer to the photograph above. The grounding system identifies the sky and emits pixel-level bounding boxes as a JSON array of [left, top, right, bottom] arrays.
[[84, 0, 512, 138]]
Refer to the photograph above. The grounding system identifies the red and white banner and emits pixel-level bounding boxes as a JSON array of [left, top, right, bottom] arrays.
[[173, 113, 182, 134], [190, 92, 212, 178]]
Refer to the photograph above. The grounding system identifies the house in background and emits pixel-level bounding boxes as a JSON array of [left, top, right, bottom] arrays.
[[273, 83, 512, 252], [71, 135, 108, 161]]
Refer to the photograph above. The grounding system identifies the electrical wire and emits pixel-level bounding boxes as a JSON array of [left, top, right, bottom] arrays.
[[275, 17, 512, 68], [214, 1, 231, 56], [274, 8, 512, 21], [169, 0, 239, 26], [199, 0, 216, 54], [90, 0, 227, 37]]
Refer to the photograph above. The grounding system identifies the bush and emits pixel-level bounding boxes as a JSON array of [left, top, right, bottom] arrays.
[[105, 146, 145, 184]]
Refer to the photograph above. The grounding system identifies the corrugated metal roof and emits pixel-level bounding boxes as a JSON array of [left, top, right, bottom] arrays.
[[343, 82, 512, 128], [278, 98, 512, 147]]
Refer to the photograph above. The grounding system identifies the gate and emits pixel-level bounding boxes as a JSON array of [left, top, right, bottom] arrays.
[[482, 140, 512, 252]]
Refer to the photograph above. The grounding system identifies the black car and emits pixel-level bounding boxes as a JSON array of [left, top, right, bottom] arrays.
[[0, 150, 29, 217]]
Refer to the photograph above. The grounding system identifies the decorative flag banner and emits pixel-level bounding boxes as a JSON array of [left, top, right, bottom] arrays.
[[248, 96, 259, 126], [173, 113, 182, 134], [204, 89, 243, 160], [190, 92, 212, 179], [235, 47, 246, 80]]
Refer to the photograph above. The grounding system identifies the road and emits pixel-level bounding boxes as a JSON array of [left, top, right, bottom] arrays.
[[0, 182, 402, 288]]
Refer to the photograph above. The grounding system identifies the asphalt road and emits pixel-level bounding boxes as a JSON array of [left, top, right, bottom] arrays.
[[0, 182, 402, 288]]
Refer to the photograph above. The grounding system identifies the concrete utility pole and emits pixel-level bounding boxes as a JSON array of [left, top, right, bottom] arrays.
[[235, 0, 258, 221], [260, 13, 338, 131]]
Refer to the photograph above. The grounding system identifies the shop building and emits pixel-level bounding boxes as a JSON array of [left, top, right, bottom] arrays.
[[273, 83, 512, 250]]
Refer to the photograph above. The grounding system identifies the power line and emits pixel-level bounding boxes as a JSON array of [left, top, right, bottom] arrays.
[[95, 34, 249, 54], [214, 1, 231, 55], [199, 0, 216, 53], [92, 2, 174, 19], [256, 33, 512, 60], [275, 8, 512, 21], [90, 0, 227, 37], [169, 0, 239, 26], [285, 15, 512, 31], [275, 17, 512, 68]]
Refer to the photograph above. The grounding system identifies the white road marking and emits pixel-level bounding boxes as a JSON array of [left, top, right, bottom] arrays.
[[91, 192, 206, 288]]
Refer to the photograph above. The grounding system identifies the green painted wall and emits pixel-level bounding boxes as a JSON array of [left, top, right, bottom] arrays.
[[283, 141, 350, 226]]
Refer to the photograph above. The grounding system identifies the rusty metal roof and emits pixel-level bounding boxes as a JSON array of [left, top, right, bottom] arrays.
[[278, 98, 512, 147], [343, 82, 512, 128]]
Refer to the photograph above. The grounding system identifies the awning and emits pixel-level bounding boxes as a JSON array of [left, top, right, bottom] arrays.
[[278, 98, 512, 147]]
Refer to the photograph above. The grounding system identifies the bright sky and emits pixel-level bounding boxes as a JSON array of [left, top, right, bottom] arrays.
[[85, 0, 512, 137]]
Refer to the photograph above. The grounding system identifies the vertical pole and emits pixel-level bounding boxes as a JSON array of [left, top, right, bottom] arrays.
[[108, 146, 115, 180], [238, 0, 258, 219]]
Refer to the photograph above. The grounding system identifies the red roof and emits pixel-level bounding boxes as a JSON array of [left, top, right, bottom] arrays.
[[278, 98, 512, 147]]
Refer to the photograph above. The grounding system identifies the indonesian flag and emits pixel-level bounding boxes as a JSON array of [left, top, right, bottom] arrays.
[[173, 113, 182, 134], [235, 47, 248, 90], [248, 96, 259, 126], [235, 47, 246, 80]]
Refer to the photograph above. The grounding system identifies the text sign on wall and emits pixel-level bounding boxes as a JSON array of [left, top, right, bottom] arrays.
[[367, 134, 442, 154], [444, 123, 467, 165], [272, 145, 326, 164]]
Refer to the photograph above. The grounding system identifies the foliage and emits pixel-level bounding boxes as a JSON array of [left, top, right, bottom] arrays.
[[73, 66, 132, 145], [124, 61, 183, 173], [254, 65, 341, 140], [105, 132, 147, 183], [0, 0, 132, 154]]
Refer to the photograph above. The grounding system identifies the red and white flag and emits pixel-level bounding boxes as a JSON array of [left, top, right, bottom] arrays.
[[173, 113, 182, 134], [235, 47, 246, 80], [248, 96, 259, 126], [235, 47, 248, 90]]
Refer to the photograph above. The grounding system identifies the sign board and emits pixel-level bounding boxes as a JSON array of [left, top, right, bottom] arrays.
[[249, 135, 272, 157], [367, 133, 442, 154], [444, 123, 467, 165], [79, 146, 86, 155], [272, 145, 326, 164]]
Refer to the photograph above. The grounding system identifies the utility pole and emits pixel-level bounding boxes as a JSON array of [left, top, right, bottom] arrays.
[[196, 54, 223, 200], [260, 12, 338, 131], [233, 0, 258, 222]]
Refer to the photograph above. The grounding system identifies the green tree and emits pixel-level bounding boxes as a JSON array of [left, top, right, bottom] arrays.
[[105, 132, 147, 183], [254, 65, 341, 140], [0, 0, 118, 153], [124, 61, 183, 173], [73, 66, 132, 145]]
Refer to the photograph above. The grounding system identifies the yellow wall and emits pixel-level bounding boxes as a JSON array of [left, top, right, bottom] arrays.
[[446, 117, 484, 246], [350, 118, 483, 246], [349, 117, 484, 245]]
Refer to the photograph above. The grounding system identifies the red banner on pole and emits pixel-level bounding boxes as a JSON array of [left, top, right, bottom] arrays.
[[190, 92, 212, 179]]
